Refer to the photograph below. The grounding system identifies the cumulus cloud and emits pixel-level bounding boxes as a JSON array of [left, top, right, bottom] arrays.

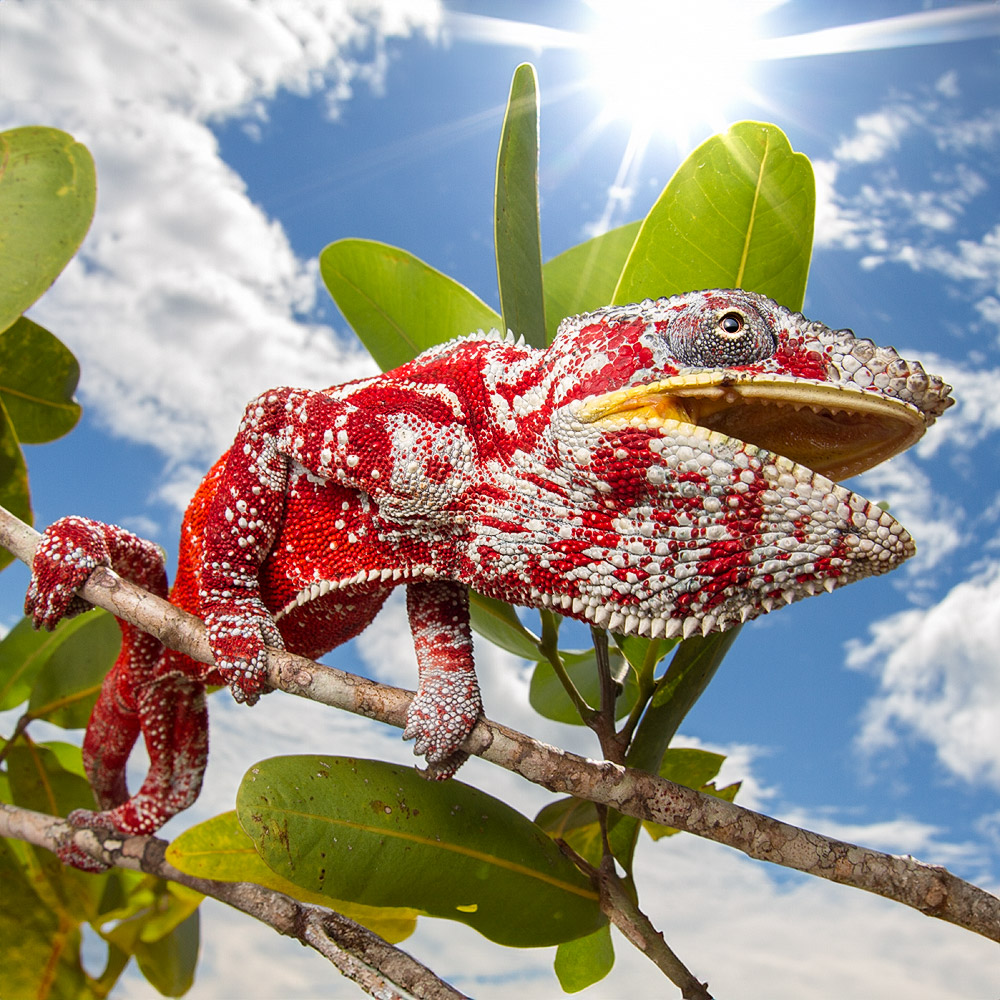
[[814, 81, 1000, 344], [2, 0, 441, 501], [845, 562, 1000, 790]]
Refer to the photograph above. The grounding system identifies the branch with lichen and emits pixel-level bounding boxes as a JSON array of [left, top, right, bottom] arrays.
[[1, 504, 998, 948]]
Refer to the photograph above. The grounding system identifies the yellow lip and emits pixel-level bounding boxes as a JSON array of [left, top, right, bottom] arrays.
[[577, 372, 928, 481]]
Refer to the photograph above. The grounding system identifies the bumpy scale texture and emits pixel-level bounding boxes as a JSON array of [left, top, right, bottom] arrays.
[[25, 290, 953, 865]]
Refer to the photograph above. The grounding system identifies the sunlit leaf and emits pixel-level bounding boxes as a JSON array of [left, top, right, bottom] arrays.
[[0, 127, 96, 333], [542, 221, 641, 342], [625, 631, 740, 774], [319, 238, 499, 371], [614, 121, 815, 312], [167, 811, 418, 943], [495, 63, 545, 347], [237, 756, 604, 947], [554, 923, 615, 992], [0, 316, 80, 442]]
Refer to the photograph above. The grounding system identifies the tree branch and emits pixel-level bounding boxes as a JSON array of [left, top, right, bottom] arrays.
[[0, 801, 468, 1000], [2, 504, 998, 944]]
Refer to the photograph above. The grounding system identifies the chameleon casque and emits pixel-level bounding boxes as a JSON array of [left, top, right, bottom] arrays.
[[25, 289, 952, 865]]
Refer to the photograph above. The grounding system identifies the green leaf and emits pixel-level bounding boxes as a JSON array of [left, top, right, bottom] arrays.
[[625, 630, 741, 774], [0, 398, 30, 570], [605, 631, 740, 869], [613, 634, 677, 683], [319, 238, 500, 371], [533, 796, 603, 869], [27, 609, 121, 728], [5, 740, 112, 924], [469, 591, 540, 660], [542, 221, 641, 342], [0, 316, 80, 442], [237, 756, 604, 947], [0, 838, 98, 1000], [529, 647, 638, 725], [495, 63, 546, 348], [614, 121, 815, 312], [0, 126, 96, 333], [554, 923, 615, 992], [133, 908, 200, 998], [167, 811, 418, 943], [0, 614, 112, 711]]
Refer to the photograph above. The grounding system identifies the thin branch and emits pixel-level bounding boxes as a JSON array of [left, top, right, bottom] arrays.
[[596, 855, 712, 1000], [0, 802, 468, 1000], [2, 504, 998, 944]]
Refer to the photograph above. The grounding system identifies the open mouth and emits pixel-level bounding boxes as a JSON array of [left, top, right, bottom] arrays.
[[578, 372, 928, 481]]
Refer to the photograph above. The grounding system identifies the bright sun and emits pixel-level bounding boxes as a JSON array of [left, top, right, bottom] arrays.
[[581, 0, 776, 148]]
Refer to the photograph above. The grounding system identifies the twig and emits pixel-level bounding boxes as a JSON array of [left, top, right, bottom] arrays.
[[2, 504, 998, 944], [0, 801, 468, 1000]]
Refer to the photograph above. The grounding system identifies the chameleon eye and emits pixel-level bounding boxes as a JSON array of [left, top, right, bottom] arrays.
[[718, 312, 745, 337], [664, 295, 779, 367]]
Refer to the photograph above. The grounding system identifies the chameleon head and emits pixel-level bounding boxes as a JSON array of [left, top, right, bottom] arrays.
[[551, 289, 953, 482], [468, 291, 954, 639]]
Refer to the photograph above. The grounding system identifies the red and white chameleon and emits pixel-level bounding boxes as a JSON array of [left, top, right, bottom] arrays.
[[25, 290, 952, 865]]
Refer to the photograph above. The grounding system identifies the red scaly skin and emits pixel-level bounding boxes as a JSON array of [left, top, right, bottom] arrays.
[[25, 290, 953, 867]]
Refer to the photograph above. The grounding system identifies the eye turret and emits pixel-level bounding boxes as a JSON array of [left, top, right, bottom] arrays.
[[667, 300, 779, 367]]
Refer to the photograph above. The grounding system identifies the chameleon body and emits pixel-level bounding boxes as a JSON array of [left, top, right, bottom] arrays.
[[25, 290, 952, 864]]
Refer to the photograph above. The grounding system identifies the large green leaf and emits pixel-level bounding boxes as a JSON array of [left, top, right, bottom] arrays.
[[27, 609, 122, 728], [0, 316, 80, 442], [319, 238, 500, 371], [0, 127, 96, 333], [542, 221, 641, 342], [167, 811, 418, 944], [495, 63, 546, 348], [237, 756, 604, 947], [614, 121, 815, 312]]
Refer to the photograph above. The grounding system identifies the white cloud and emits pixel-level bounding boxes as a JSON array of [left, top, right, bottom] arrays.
[[833, 107, 916, 163], [1, 0, 441, 500], [845, 562, 1000, 790], [815, 86, 1000, 345]]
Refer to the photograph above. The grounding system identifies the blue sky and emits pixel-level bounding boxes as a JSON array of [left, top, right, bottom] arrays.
[[2, 1, 999, 997]]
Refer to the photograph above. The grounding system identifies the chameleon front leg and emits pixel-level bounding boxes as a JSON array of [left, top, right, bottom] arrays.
[[403, 580, 482, 779], [24, 517, 211, 865]]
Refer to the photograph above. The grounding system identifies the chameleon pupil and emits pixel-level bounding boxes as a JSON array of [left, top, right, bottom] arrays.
[[719, 313, 744, 335]]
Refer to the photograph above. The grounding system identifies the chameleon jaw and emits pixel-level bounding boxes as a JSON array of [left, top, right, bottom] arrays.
[[578, 373, 928, 481]]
